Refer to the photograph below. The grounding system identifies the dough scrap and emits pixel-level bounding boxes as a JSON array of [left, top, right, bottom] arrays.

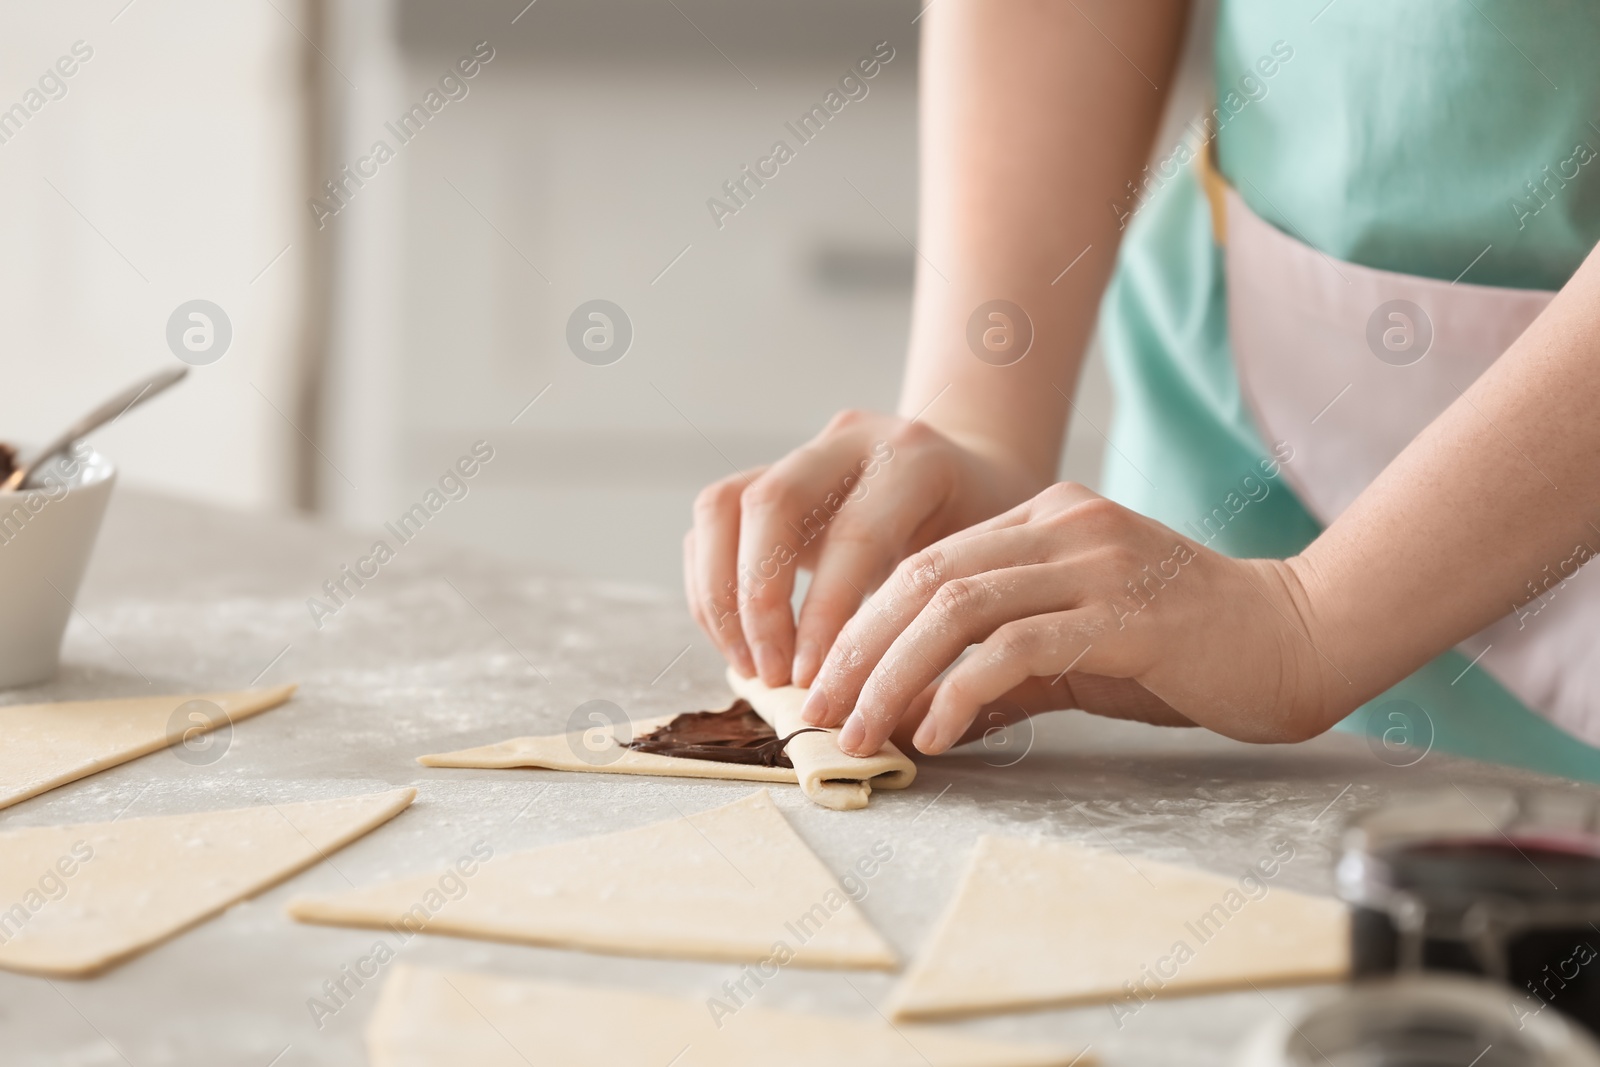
[[290, 789, 897, 969], [0, 684, 298, 811], [0, 787, 414, 977], [419, 674, 915, 812], [367, 963, 1087, 1067], [890, 835, 1349, 1021]]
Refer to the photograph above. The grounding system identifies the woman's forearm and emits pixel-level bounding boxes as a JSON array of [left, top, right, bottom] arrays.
[[901, 0, 1190, 484], [1292, 241, 1600, 724]]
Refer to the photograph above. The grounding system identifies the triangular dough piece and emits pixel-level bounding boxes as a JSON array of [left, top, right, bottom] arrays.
[[419, 670, 916, 812], [367, 964, 1086, 1067], [0, 684, 298, 810], [419, 712, 796, 785], [290, 790, 897, 969], [0, 788, 414, 977], [890, 836, 1349, 1020]]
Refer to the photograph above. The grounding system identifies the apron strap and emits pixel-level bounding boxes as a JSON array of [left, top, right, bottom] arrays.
[[1196, 137, 1230, 245]]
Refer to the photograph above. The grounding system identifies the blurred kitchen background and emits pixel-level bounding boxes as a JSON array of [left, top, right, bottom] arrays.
[[0, 0, 1212, 588]]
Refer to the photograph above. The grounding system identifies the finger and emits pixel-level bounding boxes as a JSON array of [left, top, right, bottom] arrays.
[[735, 441, 865, 685], [888, 675, 1066, 756], [886, 679, 1029, 752], [898, 676, 1062, 752], [951, 675, 1192, 744], [841, 564, 1086, 755], [791, 459, 948, 686], [888, 680, 940, 752], [914, 609, 1101, 754], [813, 488, 1131, 730], [807, 523, 1059, 728], [889, 677, 1061, 755], [790, 522, 893, 687], [683, 529, 709, 634], [887, 673, 1192, 755], [1060, 673, 1194, 727], [691, 473, 758, 677], [934, 480, 1103, 548]]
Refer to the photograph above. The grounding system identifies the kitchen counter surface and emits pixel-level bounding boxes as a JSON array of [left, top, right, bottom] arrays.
[[0, 490, 1573, 1066]]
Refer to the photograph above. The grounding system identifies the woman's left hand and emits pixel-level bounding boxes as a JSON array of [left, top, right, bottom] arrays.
[[798, 482, 1348, 756]]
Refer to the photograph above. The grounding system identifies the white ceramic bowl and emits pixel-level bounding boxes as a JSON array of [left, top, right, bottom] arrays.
[[0, 446, 116, 689]]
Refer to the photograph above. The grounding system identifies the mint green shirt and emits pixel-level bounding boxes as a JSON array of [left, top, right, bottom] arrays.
[[1097, 0, 1600, 779]]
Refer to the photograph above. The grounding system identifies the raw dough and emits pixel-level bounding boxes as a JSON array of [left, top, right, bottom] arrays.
[[0, 787, 413, 977], [0, 684, 297, 811], [889, 836, 1350, 1021], [367, 963, 1087, 1067], [418, 673, 915, 812], [725, 667, 915, 809], [289, 789, 897, 969], [419, 712, 795, 784]]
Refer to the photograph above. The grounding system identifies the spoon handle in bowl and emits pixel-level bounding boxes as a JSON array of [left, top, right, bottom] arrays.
[[3, 366, 189, 491]]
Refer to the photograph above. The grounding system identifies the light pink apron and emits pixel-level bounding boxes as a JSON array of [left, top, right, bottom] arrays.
[[1206, 149, 1600, 747]]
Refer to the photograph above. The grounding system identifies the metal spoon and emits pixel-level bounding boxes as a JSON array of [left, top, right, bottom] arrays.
[[1, 366, 189, 492]]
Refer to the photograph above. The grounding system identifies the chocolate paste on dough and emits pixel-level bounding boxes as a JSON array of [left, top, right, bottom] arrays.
[[624, 700, 821, 768]]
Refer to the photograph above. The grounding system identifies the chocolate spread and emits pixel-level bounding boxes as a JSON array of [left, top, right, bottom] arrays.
[[624, 699, 821, 768], [0, 442, 15, 485]]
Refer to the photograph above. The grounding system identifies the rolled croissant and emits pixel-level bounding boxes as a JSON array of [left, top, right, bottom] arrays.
[[726, 667, 916, 811]]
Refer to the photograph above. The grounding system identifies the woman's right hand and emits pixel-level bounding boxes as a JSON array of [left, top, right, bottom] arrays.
[[683, 409, 1045, 689]]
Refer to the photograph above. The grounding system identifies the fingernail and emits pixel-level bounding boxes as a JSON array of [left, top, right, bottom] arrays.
[[839, 713, 866, 755], [800, 687, 829, 725], [913, 715, 939, 754]]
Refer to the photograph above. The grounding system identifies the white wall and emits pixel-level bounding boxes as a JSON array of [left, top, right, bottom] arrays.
[[0, 0, 306, 511], [322, 0, 1134, 586], [0, 0, 1213, 591]]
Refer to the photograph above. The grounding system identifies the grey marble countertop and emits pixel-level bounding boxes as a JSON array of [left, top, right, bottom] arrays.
[[0, 490, 1577, 1067]]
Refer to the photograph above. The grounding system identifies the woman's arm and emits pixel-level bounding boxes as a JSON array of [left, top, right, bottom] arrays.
[[685, 0, 1190, 689], [1291, 240, 1600, 728], [802, 231, 1600, 756], [902, 0, 1191, 482]]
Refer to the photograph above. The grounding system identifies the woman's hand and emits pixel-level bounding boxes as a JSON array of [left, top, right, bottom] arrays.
[[683, 410, 1045, 689], [799, 482, 1348, 755]]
